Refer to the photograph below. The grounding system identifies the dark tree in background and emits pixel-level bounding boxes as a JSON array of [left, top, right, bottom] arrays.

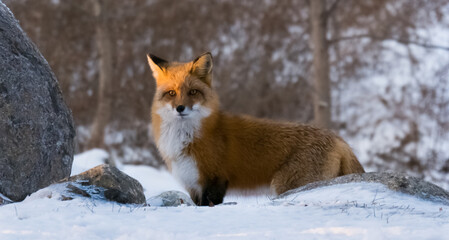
[[88, 0, 115, 152], [4, 0, 449, 188], [310, 0, 332, 129]]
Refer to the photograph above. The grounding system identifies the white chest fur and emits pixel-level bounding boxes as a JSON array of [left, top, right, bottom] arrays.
[[155, 103, 210, 158], [171, 156, 201, 195], [157, 117, 197, 160], [155, 103, 211, 193]]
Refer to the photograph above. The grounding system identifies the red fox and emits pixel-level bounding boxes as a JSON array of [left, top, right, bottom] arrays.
[[147, 52, 364, 206]]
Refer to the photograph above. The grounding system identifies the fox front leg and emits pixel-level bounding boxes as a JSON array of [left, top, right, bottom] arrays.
[[200, 177, 228, 206], [189, 191, 201, 206]]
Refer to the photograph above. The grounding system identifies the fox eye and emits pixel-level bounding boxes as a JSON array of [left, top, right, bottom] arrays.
[[189, 89, 198, 95], [167, 90, 176, 96]]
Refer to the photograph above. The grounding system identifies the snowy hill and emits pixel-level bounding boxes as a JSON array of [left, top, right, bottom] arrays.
[[0, 150, 448, 240]]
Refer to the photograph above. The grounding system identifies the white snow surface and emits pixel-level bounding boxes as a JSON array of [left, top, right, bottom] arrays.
[[1, 150, 448, 240], [70, 148, 109, 176]]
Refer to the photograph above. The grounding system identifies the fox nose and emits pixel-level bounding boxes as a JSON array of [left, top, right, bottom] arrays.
[[176, 105, 185, 113]]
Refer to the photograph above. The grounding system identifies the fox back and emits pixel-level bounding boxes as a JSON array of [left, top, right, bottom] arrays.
[[148, 52, 365, 206]]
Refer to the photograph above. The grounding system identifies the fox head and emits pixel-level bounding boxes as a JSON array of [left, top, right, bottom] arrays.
[[147, 52, 219, 125]]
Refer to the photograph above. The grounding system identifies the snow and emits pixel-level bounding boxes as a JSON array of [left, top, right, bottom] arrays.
[[335, 25, 449, 188], [121, 165, 186, 198], [1, 150, 448, 240], [70, 149, 109, 176]]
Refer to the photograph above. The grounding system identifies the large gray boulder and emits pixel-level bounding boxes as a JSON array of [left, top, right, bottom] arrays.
[[279, 172, 449, 205], [0, 2, 75, 201], [66, 164, 146, 204]]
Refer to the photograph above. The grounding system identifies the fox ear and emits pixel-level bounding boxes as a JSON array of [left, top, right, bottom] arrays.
[[191, 52, 213, 85], [147, 53, 168, 79]]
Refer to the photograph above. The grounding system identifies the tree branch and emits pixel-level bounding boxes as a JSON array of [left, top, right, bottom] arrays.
[[329, 34, 449, 51], [326, 0, 341, 17]]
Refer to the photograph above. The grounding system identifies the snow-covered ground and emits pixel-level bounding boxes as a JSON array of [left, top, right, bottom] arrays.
[[0, 149, 448, 240]]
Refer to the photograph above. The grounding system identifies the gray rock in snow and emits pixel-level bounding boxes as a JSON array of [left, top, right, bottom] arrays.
[[278, 172, 449, 205], [0, 2, 75, 201], [65, 164, 146, 204], [147, 190, 195, 207]]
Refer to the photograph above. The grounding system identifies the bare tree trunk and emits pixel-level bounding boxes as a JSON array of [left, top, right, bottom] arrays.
[[88, 0, 113, 150], [310, 0, 331, 129]]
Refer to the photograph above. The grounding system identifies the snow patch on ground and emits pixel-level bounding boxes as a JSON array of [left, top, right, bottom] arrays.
[[121, 164, 186, 199], [1, 150, 448, 240], [70, 149, 109, 176]]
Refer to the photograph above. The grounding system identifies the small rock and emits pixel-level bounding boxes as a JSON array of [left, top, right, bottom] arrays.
[[147, 191, 195, 207], [66, 183, 91, 198], [24, 181, 105, 202], [278, 172, 449, 205], [60, 195, 74, 201], [65, 164, 145, 204]]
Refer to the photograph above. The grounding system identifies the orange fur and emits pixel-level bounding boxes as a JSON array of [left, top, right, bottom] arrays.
[[147, 52, 364, 205]]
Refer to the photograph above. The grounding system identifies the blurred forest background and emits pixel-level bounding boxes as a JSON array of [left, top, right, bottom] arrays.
[[4, 0, 449, 188]]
